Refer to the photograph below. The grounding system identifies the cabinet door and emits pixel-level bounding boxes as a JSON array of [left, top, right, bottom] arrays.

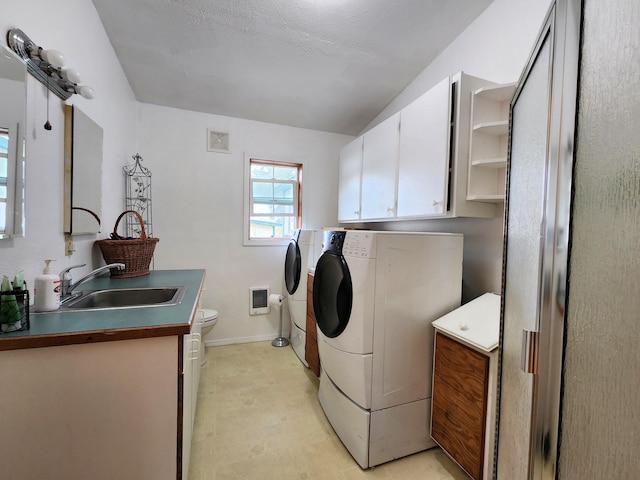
[[191, 316, 202, 426], [432, 332, 489, 480], [338, 136, 363, 221], [0, 337, 178, 480], [361, 113, 400, 219], [397, 76, 451, 217], [182, 328, 201, 480]]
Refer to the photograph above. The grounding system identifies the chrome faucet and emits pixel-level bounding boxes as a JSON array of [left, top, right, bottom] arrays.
[[59, 263, 126, 299]]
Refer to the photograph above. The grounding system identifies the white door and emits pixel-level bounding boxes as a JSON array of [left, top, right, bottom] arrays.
[[338, 137, 363, 222], [498, 1, 580, 478], [361, 113, 400, 220], [182, 328, 200, 480], [397, 76, 451, 217]]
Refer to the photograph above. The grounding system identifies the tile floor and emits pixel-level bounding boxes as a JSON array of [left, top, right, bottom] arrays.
[[188, 341, 469, 480]]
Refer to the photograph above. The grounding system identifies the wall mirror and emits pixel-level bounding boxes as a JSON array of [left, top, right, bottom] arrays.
[[0, 44, 27, 239], [64, 104, 103, 235]]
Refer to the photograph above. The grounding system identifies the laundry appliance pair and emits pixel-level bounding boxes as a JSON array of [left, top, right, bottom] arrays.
[[283, 228, 324, 366], [312, 229, 463, 468]]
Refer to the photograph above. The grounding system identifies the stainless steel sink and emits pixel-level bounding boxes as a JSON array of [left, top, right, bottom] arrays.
[[59, 286, 187, 311]]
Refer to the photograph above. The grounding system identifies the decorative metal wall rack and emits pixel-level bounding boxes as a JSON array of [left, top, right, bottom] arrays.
[[123, 153, 152, 238]]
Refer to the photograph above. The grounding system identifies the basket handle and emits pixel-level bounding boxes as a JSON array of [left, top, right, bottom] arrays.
[[113, 210, 148, 239]]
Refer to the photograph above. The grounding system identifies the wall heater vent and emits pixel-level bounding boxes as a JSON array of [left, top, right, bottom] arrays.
[[249, 286, 270, 315]]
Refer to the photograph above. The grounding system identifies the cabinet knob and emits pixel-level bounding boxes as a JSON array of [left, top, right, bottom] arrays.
[[387, 206, 395, 214], [432, 200, 441, 207]]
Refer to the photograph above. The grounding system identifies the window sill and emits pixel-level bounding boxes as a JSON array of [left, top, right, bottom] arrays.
[[243, 237, 289, 247]]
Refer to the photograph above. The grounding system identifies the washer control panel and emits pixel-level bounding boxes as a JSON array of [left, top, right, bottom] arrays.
[[343, 231, 376, 258], [321, 230, 377, 258]]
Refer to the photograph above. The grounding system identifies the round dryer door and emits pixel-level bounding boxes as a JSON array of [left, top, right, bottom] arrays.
[[284, 239, 301, 295], [313, 252, 352, 338]]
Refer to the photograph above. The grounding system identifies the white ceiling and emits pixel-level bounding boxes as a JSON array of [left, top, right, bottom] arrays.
[[91, 0, 493, 135]]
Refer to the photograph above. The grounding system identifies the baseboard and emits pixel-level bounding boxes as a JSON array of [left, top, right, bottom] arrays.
[[204, 333, 289, 347]]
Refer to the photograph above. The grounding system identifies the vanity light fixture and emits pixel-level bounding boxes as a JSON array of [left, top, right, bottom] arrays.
[[6, 29, 95, 100]]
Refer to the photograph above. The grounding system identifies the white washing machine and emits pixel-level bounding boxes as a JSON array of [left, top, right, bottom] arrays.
[[313, 230, 463, 468], [311, 229, 325, 269], [284, 229, 321, 366]]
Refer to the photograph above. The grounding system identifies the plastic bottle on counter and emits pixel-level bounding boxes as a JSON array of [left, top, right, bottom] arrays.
[[1, 275, 22, 332], [34, 259, 60, 312]]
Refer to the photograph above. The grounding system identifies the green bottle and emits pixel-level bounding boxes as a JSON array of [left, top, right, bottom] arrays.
[[1, 275, 22, 332]]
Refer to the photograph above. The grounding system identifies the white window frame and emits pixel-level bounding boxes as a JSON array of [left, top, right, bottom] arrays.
[[0, 126, 15, 236], [243, 154, 302, 246], [0, 128, 8, 234]]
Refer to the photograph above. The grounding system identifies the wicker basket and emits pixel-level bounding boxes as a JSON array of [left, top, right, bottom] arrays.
[[95, 210, 159, 278]]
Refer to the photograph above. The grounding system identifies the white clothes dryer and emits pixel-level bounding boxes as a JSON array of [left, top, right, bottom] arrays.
[[284, 229, 320, 366], [311, 229, 326, 269], [313, 230, 464, 468]]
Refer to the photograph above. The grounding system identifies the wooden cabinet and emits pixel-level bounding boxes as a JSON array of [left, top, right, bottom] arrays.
[[467, 83, 516, 203], [397, 76, 451, 217], [338, 136, 363, 222], [430, 292, 500, 480], [305, 272, 320, 377], [432, 332, 489, 480], [361, 113, 400, 219], [0, 336, 181, 479], [0, 321, 202, 480]]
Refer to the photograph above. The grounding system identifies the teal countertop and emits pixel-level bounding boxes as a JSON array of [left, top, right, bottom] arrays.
[[0, 269, 206, 351]]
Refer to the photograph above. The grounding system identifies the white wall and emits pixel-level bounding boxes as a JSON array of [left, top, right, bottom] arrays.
[[137, 103, 351, 345], [0, 0, 551, 342], [0, 0, 137, 288], [353, 0, 552, 302], [367, 0, 553, 131]]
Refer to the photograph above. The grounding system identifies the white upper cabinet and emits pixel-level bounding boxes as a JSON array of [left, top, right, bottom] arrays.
[[397, 76, 451, 217], [446, 72, 498, 218], [338, 136, 363, 222], [338, 72, 502, 223], [467, 83, 515, 203], [361, 113, 400, 220]]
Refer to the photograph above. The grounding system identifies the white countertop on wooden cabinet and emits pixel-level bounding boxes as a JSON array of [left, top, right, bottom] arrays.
[[432, 292, 500, 353]]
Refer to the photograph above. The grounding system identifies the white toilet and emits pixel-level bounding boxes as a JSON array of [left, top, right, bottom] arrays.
[[198, 308, 219, 366]]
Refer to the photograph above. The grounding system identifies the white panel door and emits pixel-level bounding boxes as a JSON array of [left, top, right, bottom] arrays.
[[499, 30, 552, 479], [361, 113, 400, 220], [182, 332, 195, 480], [338, 136, 363, 222], [397, 76, 451, 217]]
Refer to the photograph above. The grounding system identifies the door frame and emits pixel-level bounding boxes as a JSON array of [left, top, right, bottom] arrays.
[[496, 0, 582, 478]]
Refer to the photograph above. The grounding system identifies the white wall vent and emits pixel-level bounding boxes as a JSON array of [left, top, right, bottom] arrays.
[[207, 129, 230, 153], [249, 286, 270, 315]]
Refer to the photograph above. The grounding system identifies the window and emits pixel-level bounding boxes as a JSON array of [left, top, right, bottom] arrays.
[[245, 157, 302, 245]]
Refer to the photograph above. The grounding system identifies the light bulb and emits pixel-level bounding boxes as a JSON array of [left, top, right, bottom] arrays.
[[61, 68, 82, 84], [41, 49, 66, 68], [77, 85, 95, 99]]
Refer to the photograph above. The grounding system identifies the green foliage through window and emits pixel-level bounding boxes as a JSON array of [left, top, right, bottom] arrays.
[[249, 159, 301, 240]]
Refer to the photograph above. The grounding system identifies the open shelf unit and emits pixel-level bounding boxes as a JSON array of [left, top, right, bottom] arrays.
[[467, 83, 515, 203]]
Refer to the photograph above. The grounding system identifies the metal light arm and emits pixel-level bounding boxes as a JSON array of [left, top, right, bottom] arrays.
[[6, 28, 94, 100]]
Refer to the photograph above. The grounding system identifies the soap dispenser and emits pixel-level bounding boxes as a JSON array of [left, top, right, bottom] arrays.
[[34, 259, 61, 312]]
